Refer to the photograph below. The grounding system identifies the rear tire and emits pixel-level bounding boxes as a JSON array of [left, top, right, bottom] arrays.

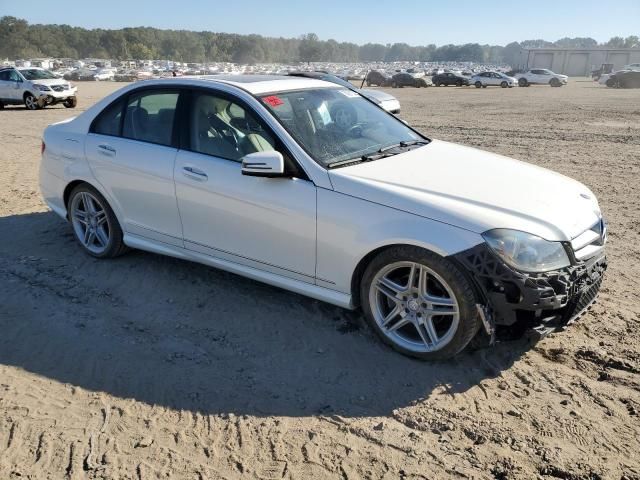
[[360, 246, 480, 360], [456, 80, 462, 87], [435, 80, 441, 87], [475, 82, 482, 88], [518, 78, 528, 87], [67, 184, 128, 258]]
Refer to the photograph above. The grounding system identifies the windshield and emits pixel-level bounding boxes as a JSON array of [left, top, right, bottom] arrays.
[[260, 88, 426, 168], [19, 69, 58, 80]]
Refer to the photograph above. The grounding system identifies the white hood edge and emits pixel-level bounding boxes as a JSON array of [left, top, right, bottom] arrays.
[[329, 139, 601, 242]]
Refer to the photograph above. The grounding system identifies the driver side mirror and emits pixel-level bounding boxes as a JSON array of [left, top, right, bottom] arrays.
[[241, 151, 285, 178]]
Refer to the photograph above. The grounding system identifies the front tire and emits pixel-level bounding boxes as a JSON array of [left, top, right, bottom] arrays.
[[518, 78, 528, 87], [68, 184, 128, 258], [500, 81, 508, 88], [550, 78, 561, 87], [361, 246, 480, 360], [24, 93, 43, 110], [475, 81, 482, 88]]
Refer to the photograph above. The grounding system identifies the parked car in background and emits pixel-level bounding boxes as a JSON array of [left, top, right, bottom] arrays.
[[0, 67, 77, 110], [470, 71, 518, 88], [622, 63, 640, 71], [606, 70, 640, 88], [289, 71, 401, 113], [39, 75, 607, 360], [432, 72, 470, 87], [591, 63, 614, 81], [516, 69, 568, 87], [391, 73, 431, 88], [365, 70, 392, 87]]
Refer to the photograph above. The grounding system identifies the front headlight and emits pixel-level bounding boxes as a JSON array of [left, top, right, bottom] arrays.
[[33, 84, 51, 91], [482, 229, 570, 273]]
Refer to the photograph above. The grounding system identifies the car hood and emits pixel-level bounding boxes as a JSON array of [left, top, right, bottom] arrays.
[[359, 89, 397, 103], [328, 140, 601, 241], [28, 78, 69, 86]]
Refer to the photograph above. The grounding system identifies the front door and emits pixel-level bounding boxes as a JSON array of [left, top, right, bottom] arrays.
[[174, 90, 317, 282], [85, 88, 183, 246]]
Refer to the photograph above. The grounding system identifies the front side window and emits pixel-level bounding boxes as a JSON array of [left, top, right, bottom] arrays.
[[19, 69, 57, 80], [261, 88, 425, 168], [123, 91, 179, 146], [190, 92, 276, 162]]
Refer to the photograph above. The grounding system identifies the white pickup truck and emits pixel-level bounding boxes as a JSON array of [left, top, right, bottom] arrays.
[[516, 69, 568, 87]]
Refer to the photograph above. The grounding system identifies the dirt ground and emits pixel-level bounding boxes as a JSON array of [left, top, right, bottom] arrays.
[[0, 79, 639, 480]]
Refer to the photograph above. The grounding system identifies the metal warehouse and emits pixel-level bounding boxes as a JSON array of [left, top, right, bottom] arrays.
[[518, 48, 640, 76]]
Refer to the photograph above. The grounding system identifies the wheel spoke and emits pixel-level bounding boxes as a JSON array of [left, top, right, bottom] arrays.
[[381, 304, 402, 328], [94, 210, 107, 226], [421, 317, 439, 345], [95, 226, 108, 247], [387, 314, 410, 332], [377, 275, 404, 298], [83, 228, 95, 247], [73, 210, 88, 225], [82, 193, 96, 214]]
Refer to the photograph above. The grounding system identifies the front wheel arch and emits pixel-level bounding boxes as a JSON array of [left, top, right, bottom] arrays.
[[351, 243, 451, 309]]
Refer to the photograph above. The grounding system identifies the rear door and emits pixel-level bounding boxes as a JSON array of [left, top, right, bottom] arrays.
[[85, 88, 184, 246]]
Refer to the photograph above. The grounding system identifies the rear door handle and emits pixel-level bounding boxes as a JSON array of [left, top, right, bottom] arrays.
[[183, 166, 208, 181], [98, 144, 116, 156]]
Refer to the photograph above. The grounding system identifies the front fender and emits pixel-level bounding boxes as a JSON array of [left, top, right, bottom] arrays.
[[316, 188, 484, 293]]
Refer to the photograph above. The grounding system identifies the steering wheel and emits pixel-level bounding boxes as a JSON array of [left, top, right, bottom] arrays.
[[347, 123, 364, 138]]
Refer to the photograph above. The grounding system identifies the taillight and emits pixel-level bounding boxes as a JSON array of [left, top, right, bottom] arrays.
[[41, 140, 46, 155]]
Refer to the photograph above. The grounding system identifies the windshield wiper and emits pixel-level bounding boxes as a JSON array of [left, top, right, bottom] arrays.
[[327, 140, 429, 169], [379, 139, 429, 152]]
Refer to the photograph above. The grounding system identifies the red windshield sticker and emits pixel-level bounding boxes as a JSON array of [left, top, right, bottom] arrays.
[[263, 95, 284, 107]]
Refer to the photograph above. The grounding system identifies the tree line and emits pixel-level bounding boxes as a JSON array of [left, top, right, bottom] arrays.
[[1, 16, 638, 66]]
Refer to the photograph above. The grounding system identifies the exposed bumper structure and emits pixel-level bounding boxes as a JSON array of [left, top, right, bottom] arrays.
[[453, 243, 607, 337]]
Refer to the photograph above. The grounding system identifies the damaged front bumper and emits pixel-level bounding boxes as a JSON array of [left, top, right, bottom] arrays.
[[453, 243, 607, 338]]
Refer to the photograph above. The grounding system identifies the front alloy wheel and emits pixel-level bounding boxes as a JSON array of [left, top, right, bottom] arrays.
[[361, 247, 480, 359], [24, 93, 43, 110]]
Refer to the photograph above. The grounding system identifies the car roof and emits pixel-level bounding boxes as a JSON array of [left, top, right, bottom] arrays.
[[194, 74, 337, 94]]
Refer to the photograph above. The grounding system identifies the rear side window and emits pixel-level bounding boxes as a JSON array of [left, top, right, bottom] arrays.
[[0, 70, 10, 81], [92, 99, 124, 136], [122, 91, 179, 146]]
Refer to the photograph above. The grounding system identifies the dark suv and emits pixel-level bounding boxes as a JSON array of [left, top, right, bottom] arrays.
[[391, 73, 430, 88], [365, 70, 391, 87]]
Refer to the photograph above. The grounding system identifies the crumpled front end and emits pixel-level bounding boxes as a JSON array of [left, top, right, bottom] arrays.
[[453, 237, 607, 338]]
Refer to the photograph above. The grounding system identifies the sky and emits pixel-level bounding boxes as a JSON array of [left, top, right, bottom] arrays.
[[2, 0, 639, 46]]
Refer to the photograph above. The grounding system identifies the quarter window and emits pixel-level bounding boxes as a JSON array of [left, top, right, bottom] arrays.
[[190, 92, 276, 162], [92, 99, 124, 136], [122, 91, 179, 146]]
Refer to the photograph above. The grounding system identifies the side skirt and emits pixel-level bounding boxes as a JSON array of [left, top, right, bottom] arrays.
[[123, 233, 354, 310]]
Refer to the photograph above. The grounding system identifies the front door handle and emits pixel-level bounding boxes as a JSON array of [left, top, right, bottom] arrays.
[[183, 166, 208, 181]]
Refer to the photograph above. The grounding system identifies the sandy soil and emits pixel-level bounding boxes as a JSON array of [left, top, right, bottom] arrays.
[[1, 79, 639, 479]]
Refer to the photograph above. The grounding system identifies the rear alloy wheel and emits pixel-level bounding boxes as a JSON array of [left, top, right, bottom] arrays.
[[500, 81, 508, 88], [64, 97, 78, 108], [361, 246, 480, 360], [68, 185, 127, 258], [475, 81, 482, 88], [24, 93, 43, 110], [518, 78, 528, 87]]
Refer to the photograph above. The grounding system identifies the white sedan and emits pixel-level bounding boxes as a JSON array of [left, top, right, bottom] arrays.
[[39, 75, 607, 359], [470, 71, 518, 88]]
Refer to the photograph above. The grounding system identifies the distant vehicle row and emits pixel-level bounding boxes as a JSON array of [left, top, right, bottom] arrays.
[[365, 69, 568, 89]]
